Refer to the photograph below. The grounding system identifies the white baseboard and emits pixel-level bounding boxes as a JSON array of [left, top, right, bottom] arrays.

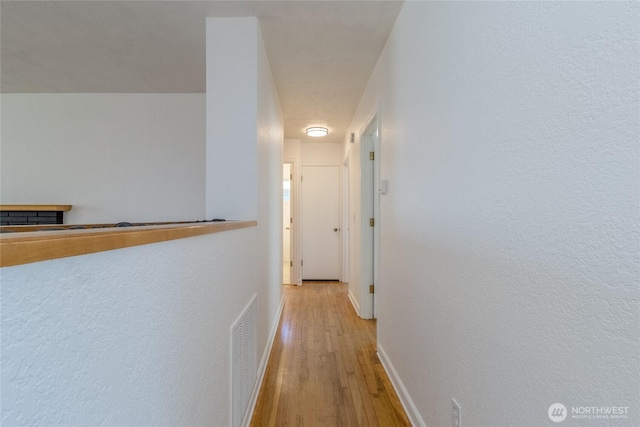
[[377, 344, 427, 427], [242, 294, 285, 427], [348, 289, 360, 317]]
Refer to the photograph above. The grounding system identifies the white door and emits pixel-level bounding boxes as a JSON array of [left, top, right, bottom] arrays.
[[301, 165, 340, 280]]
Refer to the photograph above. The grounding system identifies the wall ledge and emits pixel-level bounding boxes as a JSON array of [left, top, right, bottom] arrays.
[[0, 204, 72, 211], [0, 220, 257, 267]]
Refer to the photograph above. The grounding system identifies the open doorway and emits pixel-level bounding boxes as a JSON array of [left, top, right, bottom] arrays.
[[283, 163, 293, 284]]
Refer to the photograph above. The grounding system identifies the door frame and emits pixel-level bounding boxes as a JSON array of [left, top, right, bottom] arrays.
[[341, 153, 350, 283], [360, 113, 380, 319], [284, 158, 301, 285], [282, 162, 293, 285], [300, 164, 342, 281]]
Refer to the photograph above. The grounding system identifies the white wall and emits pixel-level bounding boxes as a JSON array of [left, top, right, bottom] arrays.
[[1, 17, 284, 427], [300, 141, 343, 165], [255, 20, 285, 365], [0, 94, 205, 224], [347, 2, 639, 426], [1, 228, 260, 426], [283, 138, 300, 161], [284, 139, 343, 166], [206, 18, 258, 221]]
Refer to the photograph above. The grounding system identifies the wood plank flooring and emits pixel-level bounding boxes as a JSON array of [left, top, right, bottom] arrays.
[[251, 282, 410, 427]]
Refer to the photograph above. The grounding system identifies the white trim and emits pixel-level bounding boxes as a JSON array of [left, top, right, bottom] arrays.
[[348, 289, 360, 317], [284, 158, 301, 285], [242, 294, 286, 427], [283, 160, 295, 285], [362, 106, 379, 138], [372, 115, 381, 320], [359, 114, 378, 320], [377, 344, 427, 427], [341, 154, 350, 283]]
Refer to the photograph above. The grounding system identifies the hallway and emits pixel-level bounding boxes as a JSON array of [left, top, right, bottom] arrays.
[[251, 282, 410, 426]]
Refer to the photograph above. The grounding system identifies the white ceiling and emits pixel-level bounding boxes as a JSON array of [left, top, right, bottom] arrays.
[[1, 0, 403, 143]]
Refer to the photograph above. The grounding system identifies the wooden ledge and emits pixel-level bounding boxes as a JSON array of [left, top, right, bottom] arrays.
[[0, 204, 72, 211], [0, 220, 257, 267], [0, 220, 195, 233]]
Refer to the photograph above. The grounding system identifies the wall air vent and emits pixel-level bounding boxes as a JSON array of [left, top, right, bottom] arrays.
[[231, 295, 257, 427]]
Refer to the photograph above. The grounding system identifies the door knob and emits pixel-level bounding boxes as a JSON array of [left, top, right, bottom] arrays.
[[333, 228, 339, 232]]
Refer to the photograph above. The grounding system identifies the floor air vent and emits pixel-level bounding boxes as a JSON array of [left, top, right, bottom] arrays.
[[232, 295, 257, 427]]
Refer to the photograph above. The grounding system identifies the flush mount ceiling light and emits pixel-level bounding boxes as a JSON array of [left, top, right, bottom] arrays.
[[306, 127, 328, 137]]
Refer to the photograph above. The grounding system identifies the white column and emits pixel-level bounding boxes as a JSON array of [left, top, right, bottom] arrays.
[[206, 17, 258, 220]]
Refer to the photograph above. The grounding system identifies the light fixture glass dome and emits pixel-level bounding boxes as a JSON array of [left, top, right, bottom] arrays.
[[306, 127, 328, 137]]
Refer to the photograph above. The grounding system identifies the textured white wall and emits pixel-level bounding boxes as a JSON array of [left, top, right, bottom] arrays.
[[347, 2, 639, 426], [1, 228, 259, 426], [0, 94, 205, 224]]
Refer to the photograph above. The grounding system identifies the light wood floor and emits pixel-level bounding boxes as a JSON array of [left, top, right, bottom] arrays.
[[251, 282, 410, 427]]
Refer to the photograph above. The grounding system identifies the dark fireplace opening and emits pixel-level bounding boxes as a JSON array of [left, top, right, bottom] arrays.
[[1, 210, 64, 226]]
